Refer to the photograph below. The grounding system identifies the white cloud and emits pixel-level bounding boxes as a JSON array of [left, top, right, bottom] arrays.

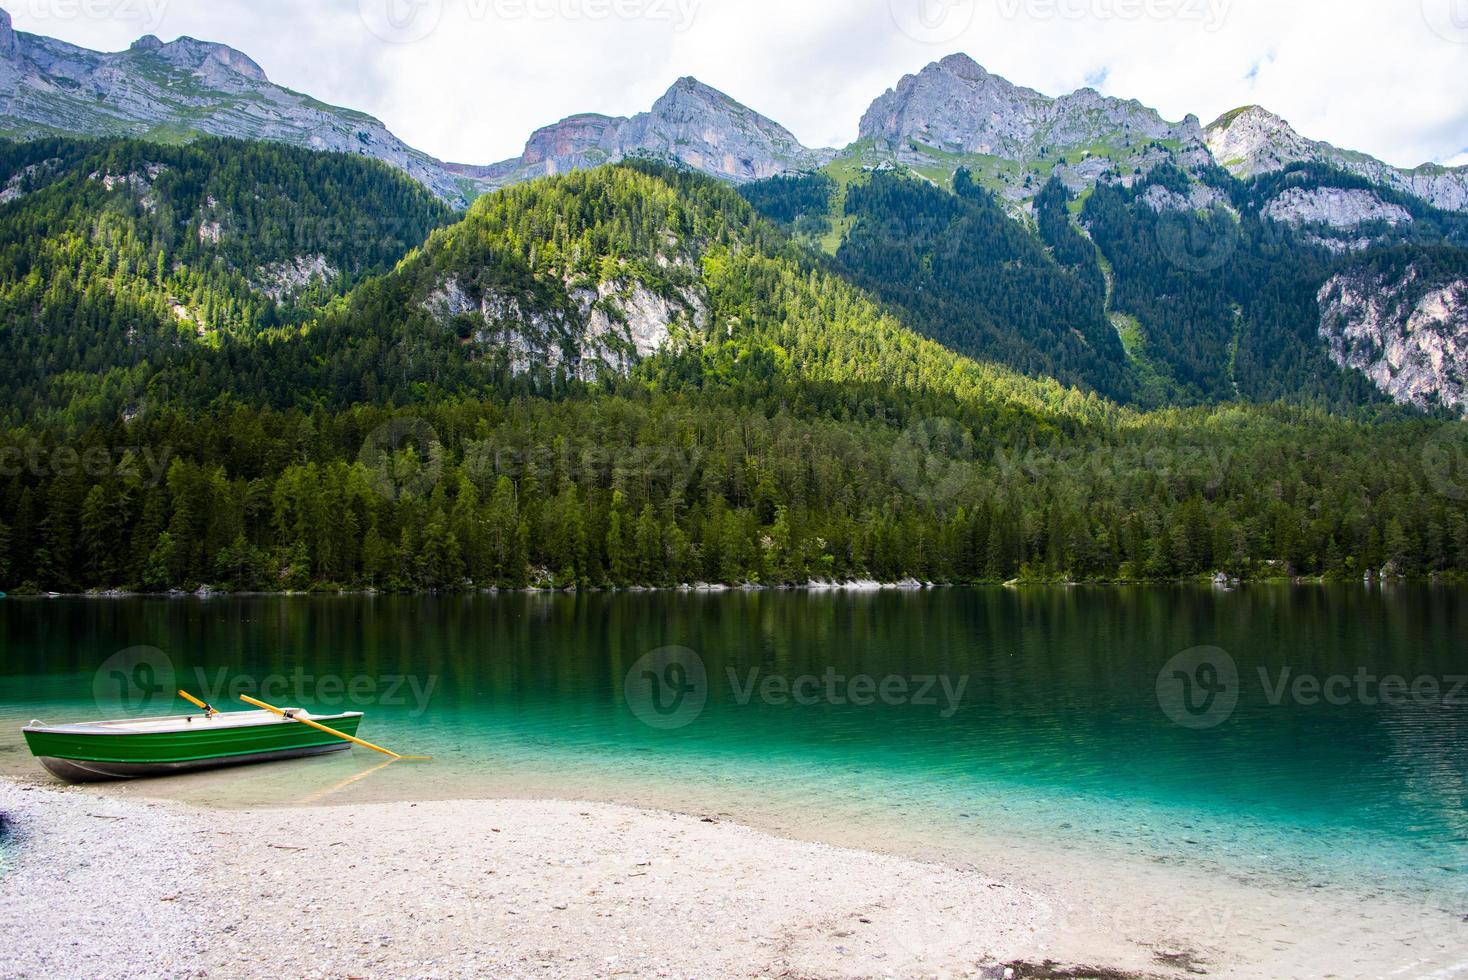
[[8, 0, 1468, 170]]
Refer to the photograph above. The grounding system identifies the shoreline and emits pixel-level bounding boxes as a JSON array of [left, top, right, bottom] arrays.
[[2, 575, 1457, 601], [0, 778, 1083, 980], [5, 776, 1467, 979]]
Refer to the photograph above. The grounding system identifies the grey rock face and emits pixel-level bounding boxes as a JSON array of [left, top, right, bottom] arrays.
[[1262, 187, 1413, 229], [855, 54, 1209, 199], [522, 114, 621, 170], [1207, 106, 1468, 213], [1319, 265, 1468, 415], [0, 8, 16, 59], [485, 77, 833, 189], [1142, 183, 1227, 213], [575, 277, 708, 377], [0, 156, 60, 203], [1204, 106, 1316, 175], [253, 254, 339, 302], [422, 271, 704, 381], [0, 19, 485, 206]]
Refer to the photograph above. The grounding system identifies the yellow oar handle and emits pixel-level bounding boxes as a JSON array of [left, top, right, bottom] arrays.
[[238, 694, 429, 761], [178, 690, 217, 717]]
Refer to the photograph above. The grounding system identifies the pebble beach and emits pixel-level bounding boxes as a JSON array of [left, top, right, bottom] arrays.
[[4, 776, 1467, 979], [0, 779, 1061, 979]]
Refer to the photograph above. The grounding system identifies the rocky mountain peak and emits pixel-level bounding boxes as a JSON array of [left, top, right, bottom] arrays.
[[859, 56, 1036, 155], [0, 7, 15, 58], [487, 75, 831, 188], [625, 75, 826, 181], [521, 113, 620, 167], [0, 20, 473, 203], [1217, 104, 1288, 129], [1204, 105, 1312, 176], [128, 34, 269, 84], [667, 75, 723, 98], [650, 76, 734, 119], [859, 54, 1200, 174], [1205, 104, 1468, 212], [936, 52, 990, 81]]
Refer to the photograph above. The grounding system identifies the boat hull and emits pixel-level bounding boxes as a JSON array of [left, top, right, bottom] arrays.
[[36, 741, 353, 782], [23, 711, 364, 783]]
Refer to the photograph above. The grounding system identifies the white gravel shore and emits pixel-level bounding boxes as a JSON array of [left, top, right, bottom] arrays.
[[0, 780, 1058, 979], [6, 777, 1467, 979], [0, 781, 202, 978]]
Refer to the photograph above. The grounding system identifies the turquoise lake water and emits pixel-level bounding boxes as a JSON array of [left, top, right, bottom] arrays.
[[1, 586, 1465, 909]]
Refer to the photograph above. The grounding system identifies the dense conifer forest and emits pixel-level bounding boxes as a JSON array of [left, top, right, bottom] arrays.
[[2, 145, 1466, 593]]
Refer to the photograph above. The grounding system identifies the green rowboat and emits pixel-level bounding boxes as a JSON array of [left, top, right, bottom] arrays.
[[22, 707, 364, 782]]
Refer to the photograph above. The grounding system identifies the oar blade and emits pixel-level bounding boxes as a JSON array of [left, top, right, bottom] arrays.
[[238, 694, 425, 762]]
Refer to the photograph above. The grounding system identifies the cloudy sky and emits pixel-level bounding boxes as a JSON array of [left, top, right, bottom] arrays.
[[9, 0, 1468, 168]]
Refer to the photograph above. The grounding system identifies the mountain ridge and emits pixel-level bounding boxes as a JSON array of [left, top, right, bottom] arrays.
[[475, 75, 835, 188], [4, 11, 1465, 214], [1205, 104, 1468, 212], [0, 7, 484, 204], [856, 52, 1212, 201]]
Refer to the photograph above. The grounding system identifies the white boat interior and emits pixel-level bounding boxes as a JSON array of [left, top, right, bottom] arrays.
[[24, 709, 363, 736]]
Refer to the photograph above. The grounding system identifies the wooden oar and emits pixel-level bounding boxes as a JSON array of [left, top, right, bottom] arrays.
[[238, 694, 430, 761], [178, 690, 218, 718]]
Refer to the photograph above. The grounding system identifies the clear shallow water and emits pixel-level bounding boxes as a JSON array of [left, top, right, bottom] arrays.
[[1, 587, 1466, 910]]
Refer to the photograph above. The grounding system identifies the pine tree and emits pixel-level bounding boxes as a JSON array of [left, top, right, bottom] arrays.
[[361, 527, 391, 587], [417, 514, 463, 589], [607, 491, 632, 585], [635, 504, 662, 585], [80, 485, 114, 587], [143, 532, 178, 591], [0, 518, 11, 583]]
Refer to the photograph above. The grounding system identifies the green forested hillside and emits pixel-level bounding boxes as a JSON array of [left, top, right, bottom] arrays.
[[836, 171, 1135, 402], [0, 137, 452, 423], [1, 153, 1466, 593], [742, 161, 1468, 416], [3, 392, 1464, 593], [157, 164, 1106, 426]]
